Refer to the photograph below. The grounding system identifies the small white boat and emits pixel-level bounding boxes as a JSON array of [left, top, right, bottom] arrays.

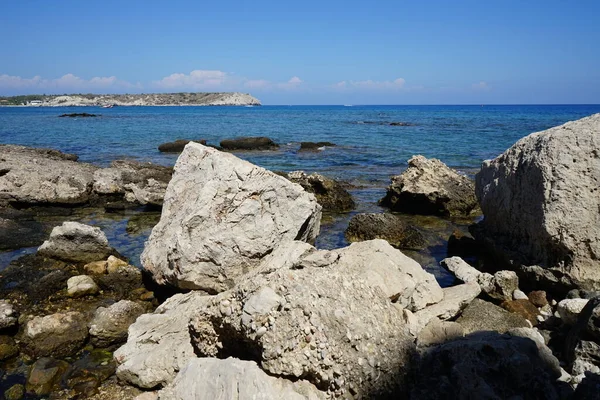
[[102, 104, 114, 109]]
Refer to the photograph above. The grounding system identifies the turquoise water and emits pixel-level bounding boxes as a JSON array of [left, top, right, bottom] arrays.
[[1, 105, 599, 282]]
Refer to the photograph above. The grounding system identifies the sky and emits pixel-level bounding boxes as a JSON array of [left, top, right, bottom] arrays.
[[0, 0, 599, 104]]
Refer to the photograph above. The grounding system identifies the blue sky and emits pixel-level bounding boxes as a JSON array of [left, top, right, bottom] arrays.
[[0, 0, 598, 104]]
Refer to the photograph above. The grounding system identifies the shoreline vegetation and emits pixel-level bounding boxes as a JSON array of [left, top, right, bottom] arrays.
[[0, 92, 261, 107]]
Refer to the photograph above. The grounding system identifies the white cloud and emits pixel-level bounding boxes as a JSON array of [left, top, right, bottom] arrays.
[[153, 70, 231, 90], [0, 73, 137, 94], [472, 81, 490, 91], [276, 76, 304, 90], [288, 76, 302, 84]]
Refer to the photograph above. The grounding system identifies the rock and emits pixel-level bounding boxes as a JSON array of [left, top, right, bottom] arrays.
[[298, 141, 336, 151], [188, 239, 441, 397], [114, 292, 212, 389], [287, 171, 355, 212], [59, 112, 97, 117], [0, 336, 19, 360], [96, 263, 143, 297], [84, 260, 108, 275], [447, 229, 479, 258], [67, 275, 100, 297], [219, 136, 279, 151], [158, 139, 206, 153], [567, 288, 600, 299], [62, 349, 117, 396], [501, 299, 540, 325], [26, 357, 70, 396], [416, 319, 464, 347], [513, 289, 529, 300], [414, 282, 481, 330], [489, 270, 519, 301], [93, 160, 173, 206], [558, 298, 589, 325], [135, 392, 159, 400], [475, 114, 600, 291], [141, 142, 322, 292], [4, 384, 24, 400], [0, 211, 47, 250], [106, 255, 128, 273], [456, 299, 529, 334], [529, 290, 549, 307], [0, 144, 97, 206], [574, 372, 600, 399], [24, 311, 89, 357], [37, 221, 118, 263], [158, 358, 325, 399], [89, 300, 146, 347], [410, 331, 566, 399], [440, 256, 493, 291], [345, 213, 425, 250], [379, 155, 478, 217], [0, 300, 17, 330]]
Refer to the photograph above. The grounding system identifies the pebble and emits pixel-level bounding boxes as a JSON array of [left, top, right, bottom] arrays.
[[256, 326, 267, 338]]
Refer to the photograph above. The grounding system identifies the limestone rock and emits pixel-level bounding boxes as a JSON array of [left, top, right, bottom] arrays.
[[67, 275, 99, 297], [345, 213, 425, 250], [93, 160, 172, 206], [219, 136, 278, 151], [558, 298, 589, 325], [489, 270, 520, 301], [25, 312, 89, 357], [0, 145, 97, 206], [456, 299, 529, 334], [414, 282, 481, 330], [0, 300, 17, 330], [501, 299, 540, 325], [416, 319, 464, 347], [529, 290, 549, 307], [513, 289, 529, 300], [188, 239, 441, 397], [141, 142, 322, 292], [37, 222, 118, 263], [380, 155, 478, 217], [287, 171, 355, 212], [158, 358, 325, 400], [89, 300, 146, 347], [114, 292, 212, 389], [441, 256, 493, 291], [475, 113, 600, 290]]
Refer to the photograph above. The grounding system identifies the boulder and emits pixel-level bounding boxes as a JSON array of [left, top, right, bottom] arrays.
[[67, 275, 99, 297], [345, 213, 425, 250], [141, 142, 322, 292], [456, 299, 529, 334], [26, 357, 70, 396], [529, 290, 549, 307], [500, 299, 540, 325], [89, 300, 146, 347], [37, 222, 118, 263], [564, 297, 600, 384], [158, 139, 206, 153], [413, 282, 481, 330], [96, 263, 144, 297], [475, 113, 600, 290], [158, 358, 325, 399], [416, 319, 464, 347], [489, 270, 520, 301], [0, 145, 97, 206], [93, 160, 173, 206], [558, 298, 589, 325], [0, 336, 19, 360], [380, 155, 478, 217], [441, 256, 493, 291], [298, 141, 336, 151], [0, 210, 47, 250], [0, 300, 17, 330], [287, 171, 355, 212], [188, 240, 442, 397], [219, 136, 279, 151], [410, 332, 566, 399], [24, 311, 89, 357]]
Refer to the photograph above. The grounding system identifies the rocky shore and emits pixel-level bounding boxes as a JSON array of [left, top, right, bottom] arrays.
[[1, 114, 600, 399], [0, 92, 261, 107]]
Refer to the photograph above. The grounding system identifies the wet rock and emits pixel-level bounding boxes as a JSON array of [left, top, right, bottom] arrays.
[[345, 213, 425, 250], [24, 311, 89, 357], [62, 349, 117, 397], [4, 384, 24, 400], [219, 136, 279, 151], [475, 113, 600, 291], [456, 299, 529, 334], [501, 299, 540, 325], [380, 155, 478, 217], [59, 113, 97, 118], [85, 260, 108, 275], [158, 139, 206, 153], [0, 335, 19, 360], [26, 357, 70, 396], [0, 300, 18, 330], [298, 141, 336, 151], [93, 160, 172, 206], [410, 331, 566, 399], [158, 358, 325, 399], [0, 212, 47, 250], [37, 221, 118, 263], [67, 275, 100, 297], [142, 142, 321, 292], [96, 263, 143, 298], [529, 290, 549, 307], [89, 300, 146, 347], [558, 298, 589, 325], [287, 171, 355, 212], [0, 144, 97, 206]]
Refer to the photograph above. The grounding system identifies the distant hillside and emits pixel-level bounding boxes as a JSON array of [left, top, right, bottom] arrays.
[[0, 92, 261, 107]]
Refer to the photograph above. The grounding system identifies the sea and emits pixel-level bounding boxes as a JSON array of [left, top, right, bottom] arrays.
[[1, 104, 599, 285]]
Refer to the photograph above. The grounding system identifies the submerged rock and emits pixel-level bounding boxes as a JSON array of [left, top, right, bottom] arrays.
[[219, 136, 279, 151], [158, 139, 206, 153], [380, 155, 478, 217], [27, 357, 70, 396], [286, 171, 355, 212], [345, 213, 425, 250], [475, 113, 600, 291], [59, 113, 97, 118], [24, 311, 89, 358], [298, 141, 336, 151], [141, 142, 321, 292], [37, 221, 118, 263]]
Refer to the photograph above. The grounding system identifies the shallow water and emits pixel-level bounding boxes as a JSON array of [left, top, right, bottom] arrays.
[[1, 104, 599, 285]]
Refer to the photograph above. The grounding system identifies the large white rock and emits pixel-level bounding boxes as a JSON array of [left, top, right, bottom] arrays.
[[89, 300, 146, 347], [141, 142, 322, 292], [158, 358, 325, 400], [38, 222, 117, 263], [24, 312, 88, 358], [476, 113, 600, 290]]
